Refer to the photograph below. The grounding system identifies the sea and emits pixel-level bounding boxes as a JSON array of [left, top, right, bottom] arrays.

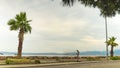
[[0, 54, 106, 57]]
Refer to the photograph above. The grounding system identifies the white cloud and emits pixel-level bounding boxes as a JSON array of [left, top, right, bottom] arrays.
[[0, 0, 119, 53], [81, 35, 104, 45]]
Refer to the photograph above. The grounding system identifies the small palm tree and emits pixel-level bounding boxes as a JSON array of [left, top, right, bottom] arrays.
[[7, 12, 32, 58], [106, 37, 118, 57]]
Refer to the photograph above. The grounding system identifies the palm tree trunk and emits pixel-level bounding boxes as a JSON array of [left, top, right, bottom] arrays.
[[105, 16, 108, 59], [17, 30, 24, 58], [110, 46, 114, 57]]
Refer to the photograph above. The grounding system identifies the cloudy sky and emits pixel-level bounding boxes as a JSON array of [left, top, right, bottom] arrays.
[[0, 0, 120, 53]]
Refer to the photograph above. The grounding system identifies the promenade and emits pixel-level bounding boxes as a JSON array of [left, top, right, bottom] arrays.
[[0, 61, 120, 68]]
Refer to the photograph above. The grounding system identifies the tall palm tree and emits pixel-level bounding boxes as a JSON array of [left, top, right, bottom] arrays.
[[62, 0, 120, 59], [106, 37, 118, 57], [7, 12, 32, 58]]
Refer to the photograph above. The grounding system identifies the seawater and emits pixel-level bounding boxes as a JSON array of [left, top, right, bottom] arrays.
[[0, 54, 106, 57]]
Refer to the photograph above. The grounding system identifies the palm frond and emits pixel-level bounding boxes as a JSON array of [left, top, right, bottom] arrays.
[[107, 36, 118, 47], [62, 0, 120, 17], [7, 12, 32, 33], [62, 0, 76, 6], [8, 19, 16, 25]]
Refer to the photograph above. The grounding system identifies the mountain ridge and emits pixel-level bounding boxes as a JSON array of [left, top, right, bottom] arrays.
[[0, 49, 120, 56]]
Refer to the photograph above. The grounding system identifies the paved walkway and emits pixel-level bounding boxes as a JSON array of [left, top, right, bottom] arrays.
[[0, 61, 119, 68], [0, 61, 100, 68], [37, 61, 120, 68]]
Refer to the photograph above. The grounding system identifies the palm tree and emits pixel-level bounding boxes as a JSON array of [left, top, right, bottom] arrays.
[[62, 0, 120, 60], [7, 12, 32, 58], [106, 37, 118, 57]]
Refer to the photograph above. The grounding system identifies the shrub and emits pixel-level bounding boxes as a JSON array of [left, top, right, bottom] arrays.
[[6, 59, 13, 64], [86, 57, 101, 61], [110, 56, 120, 60], [56, 57, 61, 62], [35, 59, 40, 64], [6, 58, 31, 64]]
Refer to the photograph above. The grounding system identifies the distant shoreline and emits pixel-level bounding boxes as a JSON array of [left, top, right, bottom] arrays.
[[0, 54, 109, 57]]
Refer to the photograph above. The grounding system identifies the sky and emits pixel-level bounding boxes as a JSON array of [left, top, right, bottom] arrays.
[[0, 0, 120, 53]]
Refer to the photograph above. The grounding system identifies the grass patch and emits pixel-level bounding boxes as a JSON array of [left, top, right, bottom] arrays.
[[86, 57, 101, 61], [34, 59, 41, 64], [6, 58, 41, 64], [110, 56, 120, 60]]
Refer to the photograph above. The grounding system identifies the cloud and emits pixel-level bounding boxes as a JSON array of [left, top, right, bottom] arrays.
[[0, 0, 119, 53], [81, 35, 104, 45], [21, 0, 107, 52], [38, 36, 105, 53]]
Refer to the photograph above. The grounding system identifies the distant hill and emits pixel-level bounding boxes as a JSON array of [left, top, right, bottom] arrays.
[[0, 49, 120, 56]]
